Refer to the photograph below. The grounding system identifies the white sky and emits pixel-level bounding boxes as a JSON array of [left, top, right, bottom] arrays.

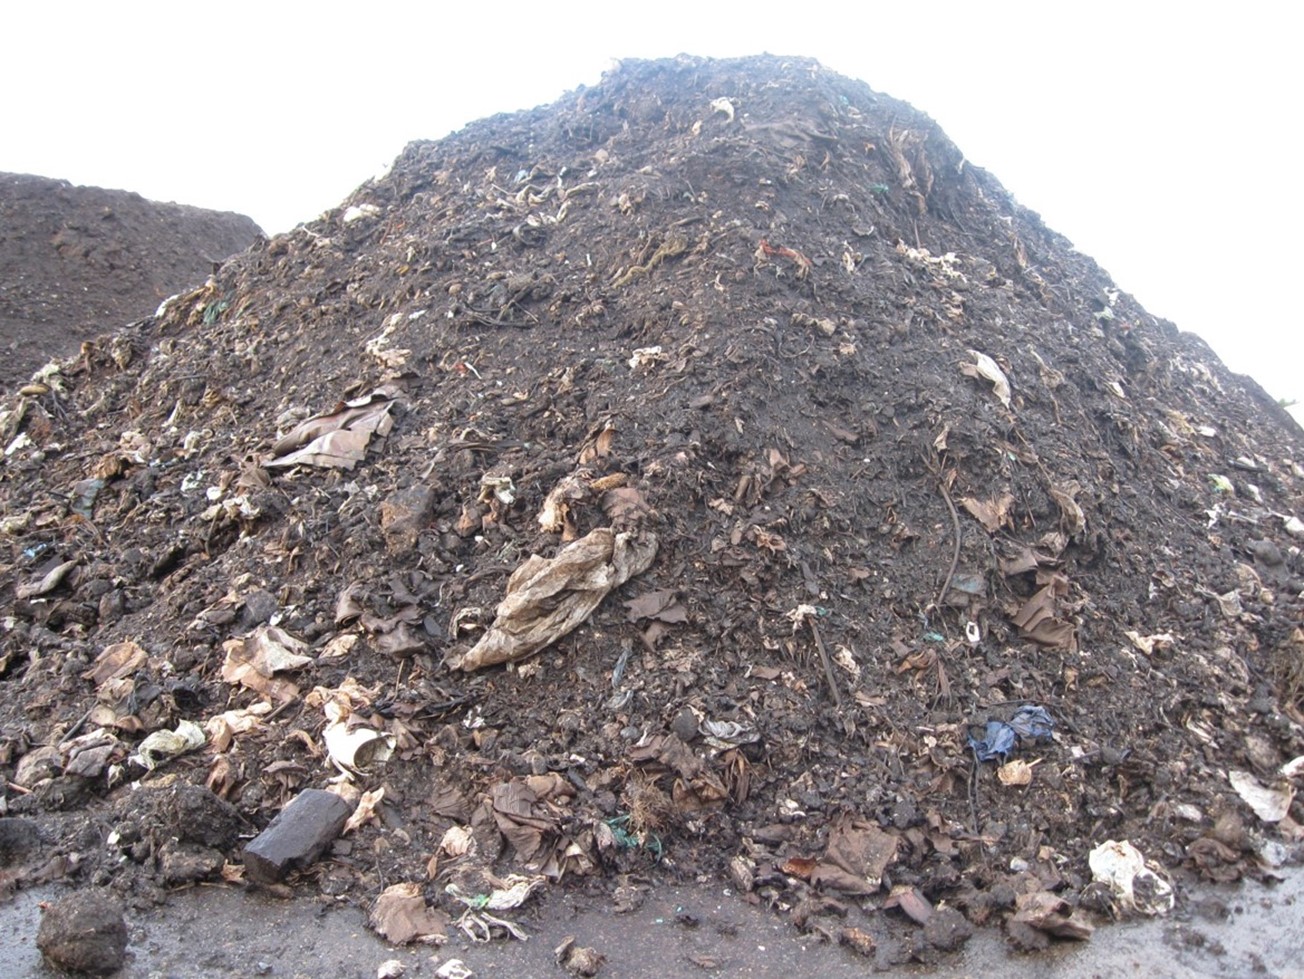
[[3, 2, 1300, 402]]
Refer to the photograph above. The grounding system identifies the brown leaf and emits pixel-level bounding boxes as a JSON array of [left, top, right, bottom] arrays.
[[17, 560, 78, 599], [811, 815, 898, 894], [335, 583, 367, 625], [492, 779, 556, 861], [370, 882, 449, 945], [960, 493, 1014, 533], [780, 856, 818, 879], [624, 589, 688, 623], [267, 388, 397, 470], [82, 640, 148, 687], [206, 755, 237, 798], [885, 884, 934, 924], [1011, 891, 1093, 940], [1011, 582, 1076, 649]]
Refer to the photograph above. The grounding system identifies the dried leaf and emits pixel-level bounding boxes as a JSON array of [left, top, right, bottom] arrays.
[[960, 493, 1014, 533], [1228, 769, 1295, 823], [885, 884, 933, 924], [267, 387, 398, 470], [960, 350, 1011, 407], [17, 560, 78, 599], [82, 640, 148, 687], [370, 882, 449, 945], [997, 758, 1037, 786], [810, 815, 898, 894], [344, 787, 386, 834]]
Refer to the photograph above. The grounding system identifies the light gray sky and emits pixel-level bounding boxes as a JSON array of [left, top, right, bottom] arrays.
[[4, 2, 1300, 402]]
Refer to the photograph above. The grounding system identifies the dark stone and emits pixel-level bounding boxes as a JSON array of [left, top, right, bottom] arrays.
[[36, 890, 128, 975], [1250, 540, 1284, 567], [164, 783, 242, 849], [380, 485, 437, 553], [922, 907, 973, 952], [670, 706, 698, 741], [0, 816, 40, 862], [239, 589, 280, 628], [241, 789, 351, 884]]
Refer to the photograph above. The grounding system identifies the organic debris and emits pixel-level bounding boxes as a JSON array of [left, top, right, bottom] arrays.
[[1, 54, 1303, 958]]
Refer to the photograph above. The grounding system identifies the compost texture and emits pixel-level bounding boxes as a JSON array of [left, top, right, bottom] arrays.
[[0, 172, 261, 395], [3, 55, 1303, 963]]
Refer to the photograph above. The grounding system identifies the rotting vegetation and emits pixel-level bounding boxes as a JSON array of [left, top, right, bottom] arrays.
[[2, 55, 1302, 964]]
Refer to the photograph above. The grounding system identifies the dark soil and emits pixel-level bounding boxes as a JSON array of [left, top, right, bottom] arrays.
[[0, 172, 261, 394], [2, 54, 1303, 963]]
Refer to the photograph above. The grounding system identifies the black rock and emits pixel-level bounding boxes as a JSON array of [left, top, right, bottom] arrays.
[[241, 788, 351, 884], [36, 890, 128, 975], [0, 816, 39, 863]]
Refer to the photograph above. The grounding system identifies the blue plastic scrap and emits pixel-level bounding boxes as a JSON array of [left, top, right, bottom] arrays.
[[1008, 705, 1053, 739], [968, 704, 1054, 762], [969, 720, 1017, 762]]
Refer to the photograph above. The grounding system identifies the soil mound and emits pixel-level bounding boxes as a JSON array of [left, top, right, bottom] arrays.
[[2, 55, 1302, 954], [0, 173, 261, 393]]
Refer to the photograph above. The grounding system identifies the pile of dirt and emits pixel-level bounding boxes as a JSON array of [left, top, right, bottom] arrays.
[[2, 55, 1303, 961], [0, 172, 261, 394]]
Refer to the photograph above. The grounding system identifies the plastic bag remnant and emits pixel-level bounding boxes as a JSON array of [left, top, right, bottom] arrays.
[[968, 705, 1053, 762], [960, 350, 1011, 408], [1088, 839, 1174, 916], [1227, 769, 1296, 823], [451, 528, 658, 671], [265, 386, 398, 470], [132, 719, 206, 771]]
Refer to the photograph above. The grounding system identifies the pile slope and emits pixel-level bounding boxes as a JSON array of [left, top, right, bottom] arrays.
[[0, 172, 262, 393], [2, 56, 1302, 953]]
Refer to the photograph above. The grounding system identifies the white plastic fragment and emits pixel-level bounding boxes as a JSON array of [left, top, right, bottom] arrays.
[[342, 203, 381, 224], [1228, 769, 1296, 823], [478, 475, 516, 506], [1282, 756, 1304, 779], [132, 720, 206, 771], [628, 345, 665, 371], [710, 97, 735, 122], [1088, 839, 1174, 916], [445, 874, 545, 911], [1124, 631, 1176, 655], [5, 433, 33, 456], [1284, 516, 1304, 539], [434, 961, 473, 979], [323, 707, 395, 779]]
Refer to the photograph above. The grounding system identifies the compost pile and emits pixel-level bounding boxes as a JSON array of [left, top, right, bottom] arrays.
[[3, 56, 1303, 956], [0, 172, 261, 394]]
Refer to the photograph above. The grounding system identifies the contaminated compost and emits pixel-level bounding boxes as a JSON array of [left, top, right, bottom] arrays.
[[2, 55, 1303, 965]]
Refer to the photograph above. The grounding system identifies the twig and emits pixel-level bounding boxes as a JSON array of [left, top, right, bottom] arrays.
[[59, 707, 95, 745], [805, 615, 843, 710], [935, 478, 961, 609], [262, 697, 300, 724], [968, 755, 981, 836]]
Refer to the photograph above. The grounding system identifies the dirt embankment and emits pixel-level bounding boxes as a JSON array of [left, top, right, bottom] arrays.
[[0, 172, 261, 393]]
